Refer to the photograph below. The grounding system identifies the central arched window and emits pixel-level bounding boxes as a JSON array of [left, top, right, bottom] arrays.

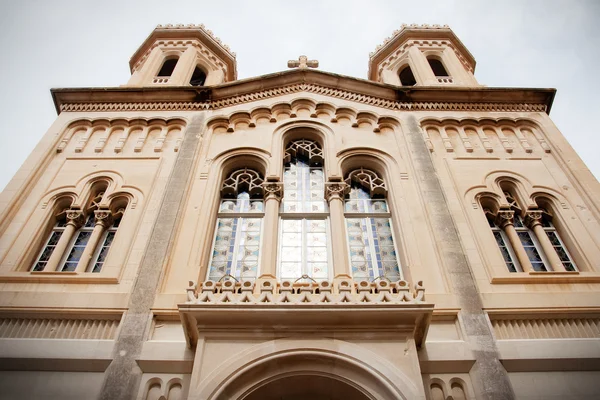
[[207, 168, 265, 281], [427, 57, 449, 77], [344, 168, 401, 281], [278, 139, 330, 281]]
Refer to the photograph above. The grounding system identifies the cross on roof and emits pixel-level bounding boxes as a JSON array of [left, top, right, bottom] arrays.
[[287, 55, 319, 69]]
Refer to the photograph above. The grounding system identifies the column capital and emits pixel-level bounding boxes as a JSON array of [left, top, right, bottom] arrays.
[[94, 209, 114, 227], [494, 209, 515, 229], [262, 179, 283, 201], [65, 209, 85, 227], [524, 209, 543, 228], [325, 181, 349, 202]]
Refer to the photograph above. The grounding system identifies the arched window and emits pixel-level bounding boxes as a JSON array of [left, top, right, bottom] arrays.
[[483, 188, 577, 273], [399, 65, 417, 86], [157, 58, 178, 77], [344, 168, 401, 281], [31, 188, 127, 273], [278, 139, 329, 281], [427, 58, 449, 77], [207, 168, 264, 281], [189, 66, 207, 86], [484, 208, 520, 272], [32, 208, 69, 272]]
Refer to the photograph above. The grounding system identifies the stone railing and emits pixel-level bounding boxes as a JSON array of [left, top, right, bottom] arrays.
[[153, 76, 170, 84], [436, 76, 453, 84], [185, 278, 425, 305]]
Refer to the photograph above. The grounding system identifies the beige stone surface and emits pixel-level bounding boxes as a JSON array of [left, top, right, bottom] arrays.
[[0, 23, 599, 400]]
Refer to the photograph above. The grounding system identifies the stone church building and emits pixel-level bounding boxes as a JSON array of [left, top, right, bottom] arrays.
[[0, 24, 599, 399]]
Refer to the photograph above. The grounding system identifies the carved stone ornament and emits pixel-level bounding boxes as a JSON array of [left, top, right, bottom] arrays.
[[262, 181, 283, 201], [94, 209, 113, 227], [65, 210, 85, 226], [287, 55, 319, 69], [524, 209, 543, 228], [494, 209, 515, 228], [324, 181, 350, 202]]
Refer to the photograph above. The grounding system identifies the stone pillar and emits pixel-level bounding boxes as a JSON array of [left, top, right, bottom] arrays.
[[74, 209, 112, 273], [259, 178, 283, 278], [403, 115, 515, 399], [408, 45, 437, 85], [325, 178, 351, 278], [442, 47, 479, 86], [44, 210, 84, 272], [98, 114, 207, 400], [495, 209, 533, 272], [127, 46, 164, 87], [169, 47, 197, 86], [525, 209, 565, 271]]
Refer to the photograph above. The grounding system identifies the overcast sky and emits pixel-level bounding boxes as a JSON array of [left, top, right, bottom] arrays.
[[0, 0, 599, 192]]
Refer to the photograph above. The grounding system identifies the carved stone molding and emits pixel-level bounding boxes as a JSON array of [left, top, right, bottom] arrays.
[[94, 209, 113, 227], [494, 209, 515, 229], [65, 209, 85, 227], [58, 83, 548, 113], [262, 181, 283, 201], [324, 181, 350, 202], [524, 209, 543, 228]]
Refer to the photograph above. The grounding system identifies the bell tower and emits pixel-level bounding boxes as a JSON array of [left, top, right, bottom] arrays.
[[126, 24, 237, 87], [368, 24, 479, 87]]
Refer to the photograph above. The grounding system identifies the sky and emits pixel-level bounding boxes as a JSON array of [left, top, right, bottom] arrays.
[[0, 0, 599, 191]]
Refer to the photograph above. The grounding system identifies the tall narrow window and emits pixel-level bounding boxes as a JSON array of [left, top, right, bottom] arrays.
[[189, 66, 206, 86], [208, 169, 264, 281], [344, 168, 401, 281], [91, 208, 124, 273], [485, 188, 577, 273], [399, 65, 417, 86], [31, 210, 68, 272], [278, 139, 329, 281], [157, 58, 178, 77], [61, 214, 95, 272], [539, 209, 576, 271], [427, 58, 449, 77], [485, 209, 520, 272]]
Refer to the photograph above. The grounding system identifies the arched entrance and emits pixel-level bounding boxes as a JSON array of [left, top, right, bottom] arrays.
[[192, 341, 423, 400], [244, 374, 371, 400]]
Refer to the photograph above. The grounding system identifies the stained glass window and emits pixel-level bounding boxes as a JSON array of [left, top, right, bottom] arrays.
[[208, 169, 265, 281], [278, 139, 330, 280], [344, 171, 402, 281], [31, 217, 67, 272]]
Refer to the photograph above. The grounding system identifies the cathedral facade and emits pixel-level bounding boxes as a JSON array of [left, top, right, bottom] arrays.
[[0, 24, 599, 399]]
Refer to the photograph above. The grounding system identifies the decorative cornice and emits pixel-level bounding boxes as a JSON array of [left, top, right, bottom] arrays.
[[371, 24, 450, 56], [155, 24, 235, 57], [58, 83, 548, 113]]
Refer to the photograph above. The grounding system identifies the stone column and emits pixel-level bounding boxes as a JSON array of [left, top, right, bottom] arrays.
[[98, 113, 207, 400], [325, 178, 351, 278], [403, 115, 515, 399], [408, 45, 437, 85], [44, 210, 84, 272], [495, 209, 533, 272], [259, 178, 283, 278], [525, 209, 565, 271], [74, 209, 112, 273], [170, 47, 197, 86]]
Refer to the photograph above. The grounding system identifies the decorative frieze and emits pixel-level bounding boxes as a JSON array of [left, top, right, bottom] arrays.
[[58, 83, 548, 113], [185, 278, 426, 305], [0, 316, 120, 339], [492, 317, 600, 339]]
